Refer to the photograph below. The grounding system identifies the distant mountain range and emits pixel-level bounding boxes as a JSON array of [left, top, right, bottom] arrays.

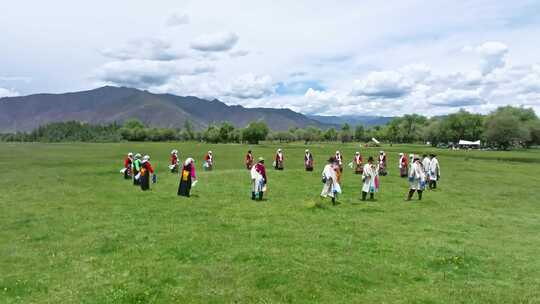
[[308, 115, 394, 127], [0, 86, 393, 132]]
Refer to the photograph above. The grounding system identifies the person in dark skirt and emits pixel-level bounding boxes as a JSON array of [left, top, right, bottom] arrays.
[[304, 149, 314, 171], [132, 153, 142, 185], [139, 155, 154, 191], [123, 152, 133, 179], [178, 158, 197, 197], [353, 151, 363, 175]]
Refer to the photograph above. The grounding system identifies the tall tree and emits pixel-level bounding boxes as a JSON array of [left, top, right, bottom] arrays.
[[354, 125, 365, 142], [242, 121, 270, 144]]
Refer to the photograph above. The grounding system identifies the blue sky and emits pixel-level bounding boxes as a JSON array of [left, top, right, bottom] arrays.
[[1, 0, 540, 116]]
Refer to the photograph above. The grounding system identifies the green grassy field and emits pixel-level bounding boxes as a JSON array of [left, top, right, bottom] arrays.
[[1, 142, 540, 303]]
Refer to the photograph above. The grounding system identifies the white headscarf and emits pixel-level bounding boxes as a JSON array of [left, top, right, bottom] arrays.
[[184, 158, 194, 166]]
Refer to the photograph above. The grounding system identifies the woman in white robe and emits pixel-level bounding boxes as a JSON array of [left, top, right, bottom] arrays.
[[250, 157, 267, 200], [362, 156, 379, 201], [321, 157, 340, 204], [422, 154, 430, 176], [428, 154, 440, 189], [406, 155, 426, 200]]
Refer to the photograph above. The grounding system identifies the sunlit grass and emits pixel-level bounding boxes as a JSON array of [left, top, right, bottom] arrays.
[[1, 142, 539, 303]]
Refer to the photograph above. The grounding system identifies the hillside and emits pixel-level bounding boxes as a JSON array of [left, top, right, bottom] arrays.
[[0, 86, 328, 131]]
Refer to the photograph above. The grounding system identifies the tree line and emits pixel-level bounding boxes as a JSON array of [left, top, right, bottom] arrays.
[[1, 106, 539, 149]]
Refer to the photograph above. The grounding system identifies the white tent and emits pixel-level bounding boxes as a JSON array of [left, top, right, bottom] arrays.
[[458, 139, 480, 146]]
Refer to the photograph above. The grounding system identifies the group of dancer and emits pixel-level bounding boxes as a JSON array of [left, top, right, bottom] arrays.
[[121, 147, 441, 203], [246, 148, 441, 204], [121, 153, 156, 191], [399, 153, 441, 197], [122, 149, 215, 197]]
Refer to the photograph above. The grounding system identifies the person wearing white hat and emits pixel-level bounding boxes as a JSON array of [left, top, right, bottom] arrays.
[[132, 153, 142, 185], [362, 156, 380, 201], [422, 154, 430, 177], [321, 157, 340, 204], [399, 152, 408, 178], [203, 151, 214, 171], [428, 153, 441, 189], [274, 148, 284, 170], [406, 155, 426, 201], [378, 151, 387, 176], [353, 151, 363, 174], [170, 149, 179, 173], [178, 158, 197, 197], [123, 152, 133, 179], [251, 157, 267, 200], [139, 155, 155, 191], [304, 149, 314, 171]]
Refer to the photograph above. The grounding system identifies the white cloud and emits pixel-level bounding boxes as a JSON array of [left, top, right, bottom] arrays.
[[3, 1, 540, 116], [351, 70, 414, 98], [464, 41, 509, 75], [224, 73, 274, 99], [229, 50, 250, 58], [95, 60, 214, 88], [518, 64, 540, 93], [0, 87, 19, 98], [165, 13, 189, 27], [100, 38, 183, 61], [429, 88, 485, 107], [0, 76, 31, 83], [190, 32, 239, 52]]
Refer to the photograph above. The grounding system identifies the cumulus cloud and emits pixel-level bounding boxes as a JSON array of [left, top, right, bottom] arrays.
[[190, 32, 239, 52], [429, 88, 486, 107], [518, 64, 540, 93], [101, 38, 183, 61], [0, 76, 31, 83], [96, 60, 214, 88], [229, 50, 250, 58], [276, 80, 325, 95], [464, 41, 508, 75], [224, 73, 274, 99], [0, 87, 19, 98], [165, 13, 189, 27], [352, 70, 414, 98], [399, 64, 432, 83]]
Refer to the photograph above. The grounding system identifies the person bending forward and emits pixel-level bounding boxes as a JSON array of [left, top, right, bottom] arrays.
[[251, 157, 267, 200]]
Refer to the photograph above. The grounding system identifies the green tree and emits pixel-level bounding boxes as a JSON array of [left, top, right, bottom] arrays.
[[218, 121, 235, 143], [203, 125, 221, 143], [304, 126, 322, 144], [242, 121, 270, 144], [340, 123, 352, 143], [183, 120, 195, 140], [354, 125, 365, 142], [484, 112, 530, 149], [323, 128, 338, 141], [123, 119, 145, 129]]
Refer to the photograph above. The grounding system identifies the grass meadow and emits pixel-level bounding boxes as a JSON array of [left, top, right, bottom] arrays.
[[1, 142, 539, 303]]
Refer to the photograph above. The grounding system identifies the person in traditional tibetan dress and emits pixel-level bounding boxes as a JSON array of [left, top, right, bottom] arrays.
[[178, 158, 197, 197]]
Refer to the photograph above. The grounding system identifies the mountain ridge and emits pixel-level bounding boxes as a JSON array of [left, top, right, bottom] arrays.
[[0, 86, 329, 132]]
